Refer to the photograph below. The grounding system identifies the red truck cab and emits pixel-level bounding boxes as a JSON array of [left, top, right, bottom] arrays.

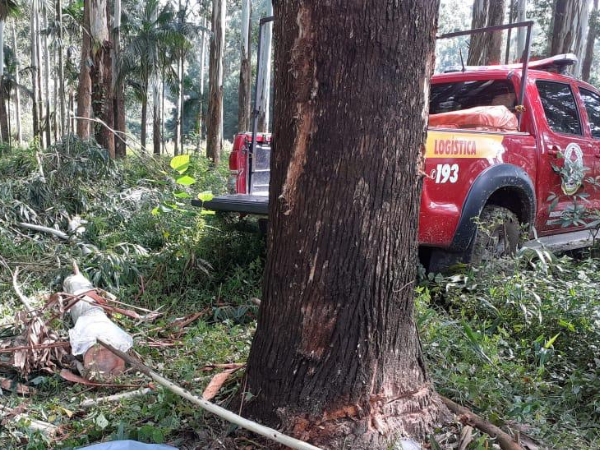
[[196, 54, 600, 269]]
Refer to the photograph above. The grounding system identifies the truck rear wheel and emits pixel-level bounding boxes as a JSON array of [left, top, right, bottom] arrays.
[[470, 205, 520, 264]]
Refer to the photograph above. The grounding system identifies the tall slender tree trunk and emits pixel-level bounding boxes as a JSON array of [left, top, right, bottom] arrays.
[[141, 91, 147, 152], [43, 5, 52, 146], [575, 1, 591, 77], [244, 2, 447, 448], [550, 0, 586, 56], [35, 5, 44, 147], [467, 0, 506, 65], [516, 0, 527, 60], [486, 0, 506, 64], [257, 1, 273, 132], [76, 0, 92, 139], [77, 0, 114, 157], [0, 19, 8, 143], [11, 20, 21, 145], [161, 71, 166, 154], [582, 0, 599, 82], [467, 0, 489, 65], [196, 19, 207, 153], [206, 0, 225, 164], [57, 0, 66, 137], [112, 0, 126, 157], [153, 82, 160, 155], [174, 0, 183, 155], [238, 0, 251, 132], [31, 0, 40, 141]]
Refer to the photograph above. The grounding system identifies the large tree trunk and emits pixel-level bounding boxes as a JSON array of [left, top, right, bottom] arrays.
[[112, 0, 126, 158], [244, 2, 447, 448], [550, 0, 586, 56], [467, 0, 506, 65], [237, 0, 251, 133], [257, 1, 273, 132], [11, 20, 21, 145], [206, 0, 225, 164], [582, 0, 599, 82]]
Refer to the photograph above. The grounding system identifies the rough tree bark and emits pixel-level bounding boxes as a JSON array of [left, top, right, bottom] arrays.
[[550, 0, 586, 56], [206, 0, 225, 164], [152, 82, 160, 155], [582, 0, 599, 82], [244, 1, 447, 449], [467, 0, 506, 66], [174, 0, 184, 156], [257, 1, 273, 132], [77, 0, 114, 157], [237, 0, 251, 132]]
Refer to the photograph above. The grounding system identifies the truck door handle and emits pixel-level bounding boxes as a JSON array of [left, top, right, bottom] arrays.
[[547, 145, 561, 157]]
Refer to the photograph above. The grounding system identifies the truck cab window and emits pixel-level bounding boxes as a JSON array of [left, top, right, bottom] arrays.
[[429, 79, 517, 114], [536, 81, 582, 136], [580, 88, 600, 139]]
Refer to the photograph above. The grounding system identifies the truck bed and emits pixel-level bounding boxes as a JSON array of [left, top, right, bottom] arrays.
[[192, 194, 269, 215]]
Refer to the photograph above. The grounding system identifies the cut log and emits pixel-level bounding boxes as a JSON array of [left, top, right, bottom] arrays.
[[63, 268, 132, 378]]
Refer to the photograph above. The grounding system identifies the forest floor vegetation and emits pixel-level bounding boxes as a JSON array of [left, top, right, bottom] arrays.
[[0, 141, 598, 449]]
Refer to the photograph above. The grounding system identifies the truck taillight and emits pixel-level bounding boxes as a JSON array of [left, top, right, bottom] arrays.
[[228, 133, 249, 194]]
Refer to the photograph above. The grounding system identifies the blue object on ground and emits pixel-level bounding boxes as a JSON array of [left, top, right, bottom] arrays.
[[77, 441, 177, 450]]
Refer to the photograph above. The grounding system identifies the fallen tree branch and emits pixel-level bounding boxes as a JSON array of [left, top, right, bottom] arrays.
[[17, 223, 69, 241], [97, 338, 323, 450], [80, 387, 152, 408], [0, 404, 58, 436], [440, 395, 525, 450], [12, 267, 34, 312]]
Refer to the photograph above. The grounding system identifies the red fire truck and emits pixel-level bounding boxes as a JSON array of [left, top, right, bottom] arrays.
[[194, 22, 600, 270]]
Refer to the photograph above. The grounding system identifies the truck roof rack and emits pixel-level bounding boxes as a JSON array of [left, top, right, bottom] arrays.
[[437, 21, 534, 128], [443, 53, 578, 74]]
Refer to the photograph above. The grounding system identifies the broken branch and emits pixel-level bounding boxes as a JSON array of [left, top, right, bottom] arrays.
[[79, 387, 152, 408], [97, 338, 323, 450], [17, 223, 69, 241], [440, 395, 525, 450]]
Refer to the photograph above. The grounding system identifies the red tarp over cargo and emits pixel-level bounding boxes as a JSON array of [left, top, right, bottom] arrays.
[[429, 105, 518, 132]]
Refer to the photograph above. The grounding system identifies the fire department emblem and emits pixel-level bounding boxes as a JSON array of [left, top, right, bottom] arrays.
[[561, 143, 585, 196]]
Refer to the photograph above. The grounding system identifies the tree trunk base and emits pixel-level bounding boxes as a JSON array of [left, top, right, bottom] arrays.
[[246, 386, 450, 450]]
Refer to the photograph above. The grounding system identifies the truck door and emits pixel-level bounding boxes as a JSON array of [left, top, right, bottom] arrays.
[[577, 85, 600, 187], [534, 79, 598, 234]]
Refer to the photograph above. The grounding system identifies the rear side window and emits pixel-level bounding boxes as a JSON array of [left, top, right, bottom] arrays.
[[429, 79, 517, 114], [536, 81, 582, 135], [580, 88, 600, 139]]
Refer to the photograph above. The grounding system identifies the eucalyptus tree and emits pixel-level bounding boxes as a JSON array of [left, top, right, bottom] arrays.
[[206, 0, 225, 164], [0, 0, 19, 143], [120, 0, 194, 155]]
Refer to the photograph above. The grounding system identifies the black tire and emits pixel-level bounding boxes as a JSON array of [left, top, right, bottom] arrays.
[[470, 205, 520, 265]]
